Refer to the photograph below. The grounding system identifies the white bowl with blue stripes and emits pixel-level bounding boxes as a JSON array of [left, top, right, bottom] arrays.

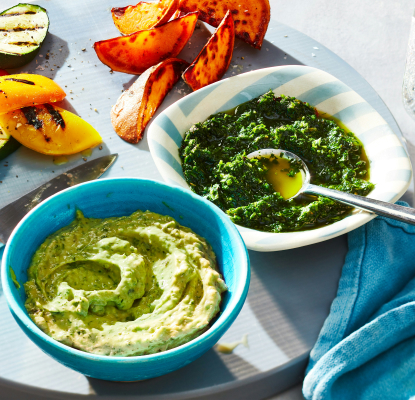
[[148, 65, 412, 252]]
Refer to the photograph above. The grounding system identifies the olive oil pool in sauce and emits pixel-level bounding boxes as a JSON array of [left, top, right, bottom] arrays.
[[318, 110, 370, 180], [261, 156, 303, 200]]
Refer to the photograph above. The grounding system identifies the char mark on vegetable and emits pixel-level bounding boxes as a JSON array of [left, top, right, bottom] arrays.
[[111, 7, 127, 17], [22, 106, 43, 130], [0, 11, 36, 17], [0, 26, 44, 32], [44, 104, 66, 130], [4, 78, 35, 85], [6, 42, 38, 46]]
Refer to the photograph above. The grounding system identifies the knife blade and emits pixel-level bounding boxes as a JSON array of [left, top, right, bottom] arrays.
[[0, 154, 117, 244]]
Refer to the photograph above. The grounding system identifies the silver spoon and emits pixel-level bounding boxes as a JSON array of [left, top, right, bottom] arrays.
[[247, 149, 415, 225]]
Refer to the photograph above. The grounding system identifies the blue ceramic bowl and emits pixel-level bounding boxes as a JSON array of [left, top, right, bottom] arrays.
[[1, 178, 250, 381]]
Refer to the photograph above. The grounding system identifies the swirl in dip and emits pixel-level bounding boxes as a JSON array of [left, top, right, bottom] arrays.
[[24, 210, 227, 356]]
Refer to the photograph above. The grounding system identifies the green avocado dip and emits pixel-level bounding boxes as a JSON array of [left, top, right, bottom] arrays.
[[24, 210, 227, 357], [179, 91, 374, 232]]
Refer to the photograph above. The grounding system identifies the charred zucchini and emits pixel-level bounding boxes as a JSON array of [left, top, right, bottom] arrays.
[[0, 3, 49, 69], [0, 125, 20, 161]]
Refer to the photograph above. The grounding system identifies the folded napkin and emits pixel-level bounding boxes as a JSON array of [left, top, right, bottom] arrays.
[[303, 202, 415, 400]]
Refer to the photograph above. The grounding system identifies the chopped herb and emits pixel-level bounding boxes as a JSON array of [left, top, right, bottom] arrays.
[[179, 91, 374, 232]]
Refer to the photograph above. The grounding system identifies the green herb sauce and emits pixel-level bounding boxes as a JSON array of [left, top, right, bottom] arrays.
[[179, 91, 374, 232], [24, 210, 226, 356], [10, 267, 21, 289]]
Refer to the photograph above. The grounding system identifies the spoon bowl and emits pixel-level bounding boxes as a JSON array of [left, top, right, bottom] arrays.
[[248, 149, 415, 226], [247, 149, 309, 200]]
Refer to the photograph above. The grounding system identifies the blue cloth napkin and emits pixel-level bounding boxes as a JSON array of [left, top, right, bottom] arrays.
[[303, 202, 415, 400]]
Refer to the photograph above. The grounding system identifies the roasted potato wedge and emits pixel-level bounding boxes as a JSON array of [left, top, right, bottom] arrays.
[[94, 12, 198, 74], [178, 0, 270, 49], [183, 10, 234, 91], [0, 104, 102, 155], [111, 58, 189, 143], [0, 74, 66, 114], [112, 0, 180, 35], [169, 9, 182, 21]]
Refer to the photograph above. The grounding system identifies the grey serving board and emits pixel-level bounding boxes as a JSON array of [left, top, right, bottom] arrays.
[[0, 0, 408, 399]]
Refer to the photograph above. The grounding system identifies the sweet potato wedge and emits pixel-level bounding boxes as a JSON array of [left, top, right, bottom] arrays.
[[111, 58, 189, 143], [183, 10, 234, 91], [112, 0, 180, 34], [169, 9, 182, 21], [177, 0, 270, 49], [94, 12, 197, 74]]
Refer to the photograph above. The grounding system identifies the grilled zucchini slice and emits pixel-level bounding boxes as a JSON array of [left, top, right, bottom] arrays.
[[0, 3, 49, 69], [0, 125, 20, 161]]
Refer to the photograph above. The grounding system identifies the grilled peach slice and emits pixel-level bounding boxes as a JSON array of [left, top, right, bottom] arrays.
[[111, 58, 189, 143], [177, 0, 270, 49], [183, 10, 234, 91], [0, 74, 66, 114], [112, 0, 180, 34], [94, 12, 198, 75], [0, 104, 102, 155]]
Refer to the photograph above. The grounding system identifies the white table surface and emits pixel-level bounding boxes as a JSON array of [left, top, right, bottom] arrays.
[[0, 1, 412, 399], [269, 1, 415, 398]]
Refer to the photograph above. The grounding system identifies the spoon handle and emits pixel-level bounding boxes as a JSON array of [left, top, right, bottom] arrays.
[[304, 184, 415, 225]]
